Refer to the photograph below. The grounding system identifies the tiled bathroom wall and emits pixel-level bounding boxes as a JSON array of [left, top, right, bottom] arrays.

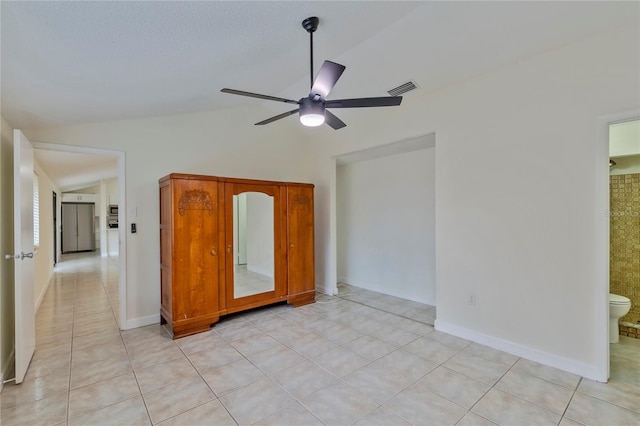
[[610, 173, 640, 338]]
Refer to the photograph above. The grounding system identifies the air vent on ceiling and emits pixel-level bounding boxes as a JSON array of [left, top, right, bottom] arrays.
[[387, 80, 418, 97]]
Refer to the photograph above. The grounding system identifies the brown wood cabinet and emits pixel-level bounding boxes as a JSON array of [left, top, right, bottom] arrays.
[[159, 173, 314, 339]]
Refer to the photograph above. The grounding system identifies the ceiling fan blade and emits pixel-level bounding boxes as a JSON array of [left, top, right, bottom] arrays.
[[221, 88, 299, 105], [325, 96, 402, 108], [310, 60, 346, 99], [324, 110, 346, 130], [255, 109, 299, 125]]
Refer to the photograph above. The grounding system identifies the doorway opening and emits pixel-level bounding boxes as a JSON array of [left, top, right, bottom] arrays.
[[596, 111, 640, 382], [331, 134, 436, 323], [607, 118, 640, 382], [32, 142, 126, 329]]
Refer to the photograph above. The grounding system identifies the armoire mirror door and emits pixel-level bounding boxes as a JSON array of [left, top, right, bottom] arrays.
[[224, 182, 286, 310]]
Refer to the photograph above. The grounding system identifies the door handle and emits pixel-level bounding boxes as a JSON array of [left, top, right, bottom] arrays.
[[211, 247, 218, 256], [226, 245, 232, 254], [4, 252, 33, 260]]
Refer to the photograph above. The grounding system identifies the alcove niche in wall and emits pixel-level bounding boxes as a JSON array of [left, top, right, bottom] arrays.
[[335, 133, 436, 306]]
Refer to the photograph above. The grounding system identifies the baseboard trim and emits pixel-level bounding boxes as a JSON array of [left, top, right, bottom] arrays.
[[434, 319, 600, 381], [316, 281, 334, 296], [123, 314, 160, 331], [1, 348, 15, 393], [35, 272, 54, 314]]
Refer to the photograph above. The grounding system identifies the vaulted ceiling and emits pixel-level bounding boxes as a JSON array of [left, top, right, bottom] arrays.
[[3, 1, 637, 129], [2, 1, 637, 189]]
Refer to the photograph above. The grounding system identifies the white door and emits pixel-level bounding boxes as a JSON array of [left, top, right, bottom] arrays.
[[12, 129, 35, 384]]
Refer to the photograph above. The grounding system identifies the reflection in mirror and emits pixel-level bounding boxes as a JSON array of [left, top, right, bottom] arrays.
[[233, 192, 274, 298]]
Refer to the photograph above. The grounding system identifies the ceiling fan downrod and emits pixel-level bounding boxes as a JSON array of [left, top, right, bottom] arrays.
[[302, 17, 319, 90]]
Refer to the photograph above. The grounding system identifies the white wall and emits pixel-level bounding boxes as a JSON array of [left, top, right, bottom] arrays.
[[337, 146, 436, 305], [246, 192, 274, 278], [302, 23, 640, 380], [0, 117, 15, 391], [24, 105, 313, 328], [33, 161, 58, 311], [106, 178, 118, 205]]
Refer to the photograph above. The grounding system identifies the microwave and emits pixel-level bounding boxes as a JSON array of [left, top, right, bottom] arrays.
[[109, 205, 118, 215]]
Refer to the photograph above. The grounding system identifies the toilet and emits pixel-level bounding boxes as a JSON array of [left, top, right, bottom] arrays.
[[609, 293, 631, 343]]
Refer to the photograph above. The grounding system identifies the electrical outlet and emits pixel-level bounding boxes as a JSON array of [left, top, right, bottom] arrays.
[[468, 294, 477, 306]]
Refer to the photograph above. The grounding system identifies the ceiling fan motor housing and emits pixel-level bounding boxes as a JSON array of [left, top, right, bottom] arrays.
[[300, 96, 324, 112], [302, 17, 319, 33]]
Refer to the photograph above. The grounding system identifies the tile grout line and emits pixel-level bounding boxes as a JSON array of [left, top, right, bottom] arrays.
[[169, 329, 238, 424], [65, 267, 78, 425], [559, 377, 582, 426], [463, 353, 520, 423], [222, 322, 331, 424], [120, 327, 154, 425]]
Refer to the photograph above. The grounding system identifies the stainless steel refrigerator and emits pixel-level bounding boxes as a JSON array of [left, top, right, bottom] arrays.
[[61, 203, 95, 253]]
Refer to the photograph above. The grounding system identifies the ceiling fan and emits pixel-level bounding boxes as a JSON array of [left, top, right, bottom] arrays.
[[221, 16, 402, 130]]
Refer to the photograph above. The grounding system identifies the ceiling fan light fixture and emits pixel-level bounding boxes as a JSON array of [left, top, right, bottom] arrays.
[[300, 112, 325, 127], [299, 97, 325, 127]]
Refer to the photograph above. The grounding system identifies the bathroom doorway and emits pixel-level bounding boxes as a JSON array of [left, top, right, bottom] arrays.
[[609, 120, 640, 338], [601, 115, 640, 382], [609, 119, 640, 334]]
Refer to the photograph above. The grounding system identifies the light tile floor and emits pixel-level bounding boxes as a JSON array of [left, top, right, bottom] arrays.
[[1, 253, 639, 425], [336, 283, 437, 326]]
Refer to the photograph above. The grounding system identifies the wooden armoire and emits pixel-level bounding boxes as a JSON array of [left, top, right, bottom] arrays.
[[159, 173, 315, 339]]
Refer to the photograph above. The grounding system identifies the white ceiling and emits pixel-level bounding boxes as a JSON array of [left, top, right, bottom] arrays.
[[33, 150, 118, 192], [610, 120, 640, 158], [2, 1, 638, 189]]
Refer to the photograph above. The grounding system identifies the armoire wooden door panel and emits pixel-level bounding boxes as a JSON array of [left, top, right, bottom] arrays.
[[159, 174, 221, 338], [286, 184, 315, 306], [216, 181, 228, 310], [172, 178, 219, 321], [223, 181, 287, 311]]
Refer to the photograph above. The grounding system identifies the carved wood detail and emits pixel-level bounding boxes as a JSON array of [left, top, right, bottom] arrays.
[[178, 189, 214, 216], [291, 193, 311, 210]]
